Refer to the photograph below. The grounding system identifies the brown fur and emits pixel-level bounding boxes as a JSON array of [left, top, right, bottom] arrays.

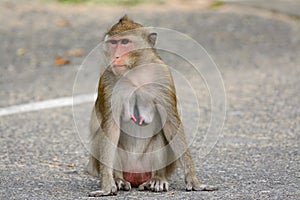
[[107, 15, 143, 36], [87, 16, 218, 197]]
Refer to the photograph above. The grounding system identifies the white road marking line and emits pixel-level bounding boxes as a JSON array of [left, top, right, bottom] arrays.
[[0, 93, 96, 117]]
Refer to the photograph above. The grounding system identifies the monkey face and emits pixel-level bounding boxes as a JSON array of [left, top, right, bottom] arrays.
[[104, 35, 136, 74], [106, 37, 133, 63], [104, 32, 155, 76]]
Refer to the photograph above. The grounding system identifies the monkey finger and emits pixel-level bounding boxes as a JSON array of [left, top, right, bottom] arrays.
[[88, 189, 117, 197], [123, 182, 131, 191], [151, 179, 161, 192], [149, 179, 158, 192], [185, 183, 193, 191], [185, 175, 201, 191], [155, 180, 163, 192], [119, 182, 130, 191], [138, 181, 150, 191], [116, 178, 131, 191], [116, 182, 122, 190], [195, 184, 218, 191], [149, 180, 156, 191], [163, 182, 169, 192], [138, 184, 145, 191], [159, 181, 164, 192]]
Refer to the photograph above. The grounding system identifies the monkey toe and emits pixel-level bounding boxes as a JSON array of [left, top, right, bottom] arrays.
[[89, 185, 118, 197], [115, 178, 131, 191], [185, 175, 203, 191], [185, 181, 218, 191], [185, 183, 193, 191], [139, 177, 169, 192], [138, 182, 149, 191], [196, 184, 218, 191], [150, 178, 169, 192], [88, 190, 104, 197], [88, 189, 116, 197]]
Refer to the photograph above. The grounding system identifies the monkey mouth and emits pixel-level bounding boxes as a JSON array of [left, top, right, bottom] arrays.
[[112, 65, 127, 71]]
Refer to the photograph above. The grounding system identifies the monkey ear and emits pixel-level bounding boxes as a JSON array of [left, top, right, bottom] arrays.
[[148, 33, 157, 47]]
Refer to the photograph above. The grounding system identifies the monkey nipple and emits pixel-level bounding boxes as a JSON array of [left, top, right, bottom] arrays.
[[139, 116, 145, 125], [130, 114, 137, 122], [130, 114, 147, 126]]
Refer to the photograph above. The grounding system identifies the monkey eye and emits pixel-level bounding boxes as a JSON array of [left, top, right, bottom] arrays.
[[120, 39, 130, 44], [108, 40, 118, 45]]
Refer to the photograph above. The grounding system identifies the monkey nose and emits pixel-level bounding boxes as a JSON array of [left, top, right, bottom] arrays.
[[112, 58, 122, 66]]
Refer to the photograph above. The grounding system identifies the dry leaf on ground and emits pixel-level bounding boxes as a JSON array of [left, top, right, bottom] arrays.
[[65, 48, 85, 57], [54, 56, 70, 66], [55, 18, 70, 26]]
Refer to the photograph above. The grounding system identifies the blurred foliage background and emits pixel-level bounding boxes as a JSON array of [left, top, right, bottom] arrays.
[[49, 0, 165, 5]]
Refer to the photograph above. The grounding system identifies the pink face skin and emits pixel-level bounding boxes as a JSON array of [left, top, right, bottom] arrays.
[[106, 36, 135, 69]]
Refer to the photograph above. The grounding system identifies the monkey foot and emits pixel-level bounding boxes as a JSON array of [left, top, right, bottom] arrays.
[[115, 178, 131, 191], [138, 177, 169, 192]]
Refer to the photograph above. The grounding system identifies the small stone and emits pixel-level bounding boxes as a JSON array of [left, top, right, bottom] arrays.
[[16, 48, 26, 56]]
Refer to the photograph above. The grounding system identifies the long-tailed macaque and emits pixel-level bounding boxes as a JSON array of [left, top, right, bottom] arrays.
[[87, 15, 217, 197]]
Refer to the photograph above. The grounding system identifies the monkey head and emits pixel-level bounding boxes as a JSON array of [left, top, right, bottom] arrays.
[[104, 15, 157, 75]]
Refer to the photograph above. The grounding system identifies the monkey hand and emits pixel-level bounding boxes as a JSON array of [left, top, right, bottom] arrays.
[[185, 175, 218, 191], [88, 182, 118, 197]]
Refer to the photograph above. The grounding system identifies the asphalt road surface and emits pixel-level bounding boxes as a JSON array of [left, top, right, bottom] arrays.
[[0, 0, 299, 199]]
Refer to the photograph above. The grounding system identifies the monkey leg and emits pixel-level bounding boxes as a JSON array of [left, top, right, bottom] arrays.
[[161, 118, 218, 192], [87, 155, 99, 177], [89, 124, 121, 197], [138, 169, 169, 192], [180, 149, 218, 191]]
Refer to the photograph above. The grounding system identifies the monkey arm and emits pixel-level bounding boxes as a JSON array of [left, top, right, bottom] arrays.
[[154, 86, 212, 191], [89, 113, 121, 196], [89, 75, 124, 196], [156, 102, 218, 191]]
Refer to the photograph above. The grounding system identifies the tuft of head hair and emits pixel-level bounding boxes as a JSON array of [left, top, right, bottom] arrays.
[[107, 15, 143, 36]]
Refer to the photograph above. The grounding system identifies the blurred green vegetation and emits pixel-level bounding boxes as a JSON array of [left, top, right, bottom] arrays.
[[57, 0, 87, 3], [52, 0, 164, 5], [210, 0, 223, 8]]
